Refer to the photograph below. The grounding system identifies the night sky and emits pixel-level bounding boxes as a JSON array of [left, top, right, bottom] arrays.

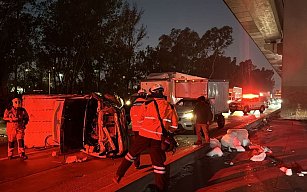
[[128, 0, 281, 90]]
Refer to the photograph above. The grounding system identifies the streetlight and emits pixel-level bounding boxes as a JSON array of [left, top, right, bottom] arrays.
[[23, 68, 30, 93]]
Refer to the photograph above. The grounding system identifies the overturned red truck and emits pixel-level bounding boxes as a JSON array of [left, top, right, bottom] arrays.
[[22, 93, 128, 157]]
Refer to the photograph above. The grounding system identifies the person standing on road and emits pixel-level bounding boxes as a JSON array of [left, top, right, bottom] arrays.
[[3, 97, 29, 160], [114, 84, 178, 192], [129, 88, 148, 169], [194, 96, 212, 145]]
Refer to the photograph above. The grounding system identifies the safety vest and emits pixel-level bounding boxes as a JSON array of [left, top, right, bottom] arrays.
[[3, 107, 29, 130], [130, 97, 147, 132], [138, 98, 178, 141]]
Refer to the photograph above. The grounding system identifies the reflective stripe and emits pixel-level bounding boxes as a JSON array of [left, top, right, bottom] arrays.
[[125, 156, 134, 162], [145, 116, 156, 120], [125, 153, 135, 162], [153, 165, 165, 170], [127, 153, 135, 159], [163, 119, 171, 122], [170, 125, 178, 129], [140, 128, 163, 135], [154, 170, 166, 174]]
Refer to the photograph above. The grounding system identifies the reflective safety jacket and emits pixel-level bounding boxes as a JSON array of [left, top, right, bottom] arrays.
[[130, 97, 147, 132], [3, 107, 29, 130], [138, 98, 178, 141]]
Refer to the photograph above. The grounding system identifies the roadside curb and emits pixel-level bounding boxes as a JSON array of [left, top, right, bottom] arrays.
[[112, 145, 211, 192]]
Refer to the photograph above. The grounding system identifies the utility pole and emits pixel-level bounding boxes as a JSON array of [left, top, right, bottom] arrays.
[[48, 70, 51, 94]]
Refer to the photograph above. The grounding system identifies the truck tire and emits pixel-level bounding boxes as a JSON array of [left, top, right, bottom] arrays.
[[243, 106, 249, 115], [259, 105, 265, 113], [216, 114, 225, 128]]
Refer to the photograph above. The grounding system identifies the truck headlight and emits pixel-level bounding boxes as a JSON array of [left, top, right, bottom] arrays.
[[125, 100, 131, 106], [182, 112, 194, 120]]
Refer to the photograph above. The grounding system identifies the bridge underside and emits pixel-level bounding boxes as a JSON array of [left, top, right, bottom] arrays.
[[224, 0, 307, 119]]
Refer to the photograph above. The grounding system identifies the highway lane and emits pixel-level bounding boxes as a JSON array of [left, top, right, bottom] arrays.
[[0, 104, 280, 192]]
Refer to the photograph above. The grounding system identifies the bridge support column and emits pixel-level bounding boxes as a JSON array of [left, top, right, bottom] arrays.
[[281, 0, 307, 119]]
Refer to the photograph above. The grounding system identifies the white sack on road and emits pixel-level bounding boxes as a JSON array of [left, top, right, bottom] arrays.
[[210, 138, 221, 149], [227, 129, 249, 144], [221, 132, 241, 148], [206, 147, 223, 157], [242, 139, 251, 147], [235, 146, 245, 152]]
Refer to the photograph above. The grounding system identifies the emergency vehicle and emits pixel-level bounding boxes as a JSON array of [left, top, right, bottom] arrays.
[[140, 72, 229, 131], [228, 87, 242, 103], [22, 93, 128, 157], [229, 94, 267, 115]]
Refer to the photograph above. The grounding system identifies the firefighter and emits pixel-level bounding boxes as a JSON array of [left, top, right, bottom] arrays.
[[114, 84, 178, 192], [129, 88, 148, 169], [193, 96, 212, 145], [3, 97, 29, 160]]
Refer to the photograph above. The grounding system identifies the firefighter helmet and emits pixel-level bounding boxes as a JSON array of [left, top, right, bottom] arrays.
[[149, 84, 164, 93]]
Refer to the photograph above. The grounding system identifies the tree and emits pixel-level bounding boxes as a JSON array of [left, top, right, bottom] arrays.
[[0, 0, 35, 96], [139, 26, 274, 93], [142, 26, 234, 78], [34, 0, 146, 97]]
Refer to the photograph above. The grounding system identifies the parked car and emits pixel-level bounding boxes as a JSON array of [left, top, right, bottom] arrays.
[[175, 97, 226, 133], [175, 98, 197, 132], [229, 97, 267, 115]]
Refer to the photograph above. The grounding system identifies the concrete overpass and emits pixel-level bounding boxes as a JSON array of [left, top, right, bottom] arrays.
[[224, 0, 307, 119]]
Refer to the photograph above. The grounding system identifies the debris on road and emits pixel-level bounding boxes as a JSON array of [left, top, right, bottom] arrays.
[[51, 151, 57, 157], [209, 138, 221, 148], [221, 132, 241, 149], [206, 138, 223, 157], [266, 128, 273, 132], [286, 168, 293, 176], [206, 147, 223, 157], [65, 155, 87, 164], [250, 152, 266, 161]]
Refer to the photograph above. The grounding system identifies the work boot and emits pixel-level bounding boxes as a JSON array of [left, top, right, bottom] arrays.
[[8, 156, 13, 160], [112, 174, 122, 184], [134, 164, 141, 169], [20, 153, 28, 160]]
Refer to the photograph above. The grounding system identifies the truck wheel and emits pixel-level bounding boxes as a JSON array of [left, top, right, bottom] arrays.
[[217, 114, 225, 128], [259, 105, 265, 113], [243, 106, 249, 115]]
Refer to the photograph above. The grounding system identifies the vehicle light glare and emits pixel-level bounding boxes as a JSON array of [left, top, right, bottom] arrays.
[[183, 112, 194, 119], [125, 100, 131, 106]]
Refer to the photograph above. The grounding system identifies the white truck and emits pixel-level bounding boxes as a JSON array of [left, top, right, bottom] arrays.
[[141, 72, 229, 131]]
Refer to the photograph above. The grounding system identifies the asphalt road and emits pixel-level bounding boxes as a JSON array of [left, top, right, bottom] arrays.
[[169, 119, 307, 192], [0, 104, 281, 192]]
